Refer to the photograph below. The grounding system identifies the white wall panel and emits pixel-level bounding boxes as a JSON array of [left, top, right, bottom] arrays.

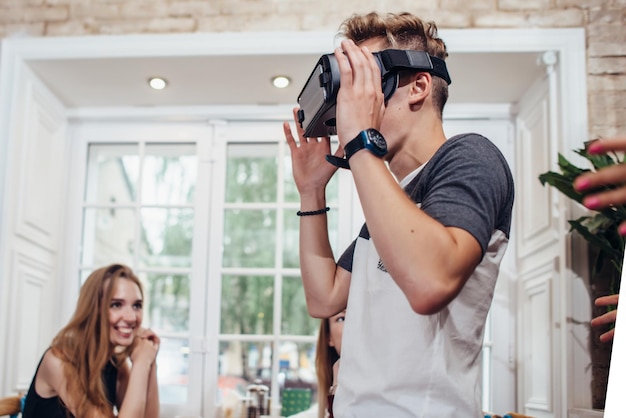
[[521, 264, 554, 413], [15, 78, 66, 252], [515, 76, 558, 265], [0, 64, 67, 395], [9, 251, 55, 390]]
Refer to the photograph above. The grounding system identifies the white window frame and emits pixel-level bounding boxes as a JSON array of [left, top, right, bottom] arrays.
[[205, 120, 359, 415], [66, 117, 360, 417], [67, 120, 214, 417]]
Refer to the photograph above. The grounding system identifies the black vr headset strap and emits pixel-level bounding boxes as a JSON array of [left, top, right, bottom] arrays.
[[429, 56, 452, 85], [380, 49, 452, 85]]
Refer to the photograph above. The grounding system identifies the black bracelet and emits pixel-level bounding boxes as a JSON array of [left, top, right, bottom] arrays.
[[297, 207, 330, 216]]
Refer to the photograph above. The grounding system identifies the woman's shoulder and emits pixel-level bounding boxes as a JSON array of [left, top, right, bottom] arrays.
[[41, 349, 68, 372], [36, 350, 66, 397]]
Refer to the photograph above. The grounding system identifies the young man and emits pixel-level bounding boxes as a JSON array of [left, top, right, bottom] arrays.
[[283, 12, 514, 417]]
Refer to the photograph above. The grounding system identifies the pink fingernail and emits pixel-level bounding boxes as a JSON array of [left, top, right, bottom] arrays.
[[584, 197, 601, 209], [587, 142, 603, 154], [574, 178, 590, 190]]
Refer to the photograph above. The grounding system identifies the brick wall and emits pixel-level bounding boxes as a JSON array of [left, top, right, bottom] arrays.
[[0, 0, 624, 138]]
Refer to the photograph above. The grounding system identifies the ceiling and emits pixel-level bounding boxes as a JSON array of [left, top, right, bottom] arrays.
[[26, 51, 545, 109]]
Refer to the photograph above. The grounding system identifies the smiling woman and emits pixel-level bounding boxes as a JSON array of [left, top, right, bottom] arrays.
[[21, 264, 160, 418]]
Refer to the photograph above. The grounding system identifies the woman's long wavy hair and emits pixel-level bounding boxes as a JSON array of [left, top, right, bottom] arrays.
[[338, 11, 450, 119], [50, 264, 143, 417], [315, 318, 340, 418]]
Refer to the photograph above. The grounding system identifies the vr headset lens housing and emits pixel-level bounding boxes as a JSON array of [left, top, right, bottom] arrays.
[[297, 49, 451, 138]]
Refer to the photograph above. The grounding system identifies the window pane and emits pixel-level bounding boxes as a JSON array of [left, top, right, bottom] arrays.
[[143, 272, 190, 333], [217, 340, 317, 416], [157, 337, 190, 404], [221, 275, 274, 335], [282, 212, 299, 269], [283, 153, 299, 204], [325, 175, 339, 206], [281, 277, 317, 336], [85, 144, 139, 204], [282, 210, 338, 269], [277, 341, 317, 408], [226, 143, 278, 203], [142, 144, 197, 205], [81, 208, 135, 267], [222, 209, 276, 268], [283, 151, 339, 205], [139, 208, 194, 268], [218, 340, 273, 415]]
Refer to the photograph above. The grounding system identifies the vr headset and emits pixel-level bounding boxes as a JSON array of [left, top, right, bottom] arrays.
[[297, 49, 452, 138]]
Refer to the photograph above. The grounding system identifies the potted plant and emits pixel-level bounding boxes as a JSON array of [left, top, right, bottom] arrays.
[[539, 142, 626, 409]]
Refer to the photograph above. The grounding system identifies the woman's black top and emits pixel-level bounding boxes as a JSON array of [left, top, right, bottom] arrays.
[[22, 351, 118, 418]]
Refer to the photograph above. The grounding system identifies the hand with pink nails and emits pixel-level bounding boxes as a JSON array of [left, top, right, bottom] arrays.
[[591, 294, 619, 343], [573, 137, 626, 343], [573, 137, 626, 235]]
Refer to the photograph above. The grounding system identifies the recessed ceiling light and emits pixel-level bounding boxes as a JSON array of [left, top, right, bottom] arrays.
[[271, 75, 291, 89], [148, 77, 168, 90]]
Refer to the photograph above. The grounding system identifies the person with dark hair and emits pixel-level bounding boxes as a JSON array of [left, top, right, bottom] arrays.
[[284, 11, 514, 417], [315, 310, 344, 418], [22, 264, 159, 418], [290, 310, 345, 418]]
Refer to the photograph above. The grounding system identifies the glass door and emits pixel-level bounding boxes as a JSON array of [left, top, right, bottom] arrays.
[[69, 119, 356, 418], [70, 121, 213, 417], [206, 121, 355, 418]]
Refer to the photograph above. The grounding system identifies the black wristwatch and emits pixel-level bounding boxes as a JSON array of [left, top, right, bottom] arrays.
[[325, 129, 388, 170], [344, 129, 388, 161]]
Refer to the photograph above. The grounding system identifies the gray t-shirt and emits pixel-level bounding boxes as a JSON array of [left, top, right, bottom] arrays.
[[334, 133, 514, 418]]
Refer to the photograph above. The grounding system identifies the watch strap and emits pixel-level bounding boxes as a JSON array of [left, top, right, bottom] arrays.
[[325, 129, 385, 170], [326, 154, 350, 170], [344, 130, 367, 161]]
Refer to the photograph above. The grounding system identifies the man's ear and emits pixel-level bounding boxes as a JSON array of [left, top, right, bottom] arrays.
[[408, 72, 432, 105]]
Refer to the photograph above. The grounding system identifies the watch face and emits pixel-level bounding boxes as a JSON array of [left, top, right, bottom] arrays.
[[345, 129, 388, 162], [366, 129, 388, 155]]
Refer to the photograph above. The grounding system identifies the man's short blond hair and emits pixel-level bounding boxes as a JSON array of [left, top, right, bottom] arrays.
[[338, 12, 449, 116]]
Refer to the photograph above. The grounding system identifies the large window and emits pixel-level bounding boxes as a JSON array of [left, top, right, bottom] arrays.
[[81, 142, 198, 404], [217, 141, 340, 416], [71, 120, 354, 417]]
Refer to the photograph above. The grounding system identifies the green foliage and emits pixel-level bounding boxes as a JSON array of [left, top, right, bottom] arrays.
[[538, 146, 626, 294]]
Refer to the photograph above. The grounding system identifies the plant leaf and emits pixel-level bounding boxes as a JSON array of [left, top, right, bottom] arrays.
[[556, 153, 589, 176], [539, 146, 625, 296], [538, 171, 585, 203], [574, 147, 618, 170], [569, 219, 623, 261]]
